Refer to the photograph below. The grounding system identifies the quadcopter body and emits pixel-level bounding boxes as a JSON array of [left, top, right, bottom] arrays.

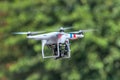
[[13, 27, 94, 59]]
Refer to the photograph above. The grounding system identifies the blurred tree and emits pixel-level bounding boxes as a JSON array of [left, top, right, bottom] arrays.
[[0, 0, 120, 80]]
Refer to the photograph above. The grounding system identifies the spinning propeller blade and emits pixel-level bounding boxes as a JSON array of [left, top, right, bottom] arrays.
[[79, 29, 97, 32], [60, 27, 72, 30], [59, 27, 72, 32], [71, 29, 97, 33], [13, 31, 45, 35]]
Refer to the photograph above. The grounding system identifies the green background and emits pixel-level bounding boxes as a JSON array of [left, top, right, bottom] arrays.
[[0, 0, 120, 80]]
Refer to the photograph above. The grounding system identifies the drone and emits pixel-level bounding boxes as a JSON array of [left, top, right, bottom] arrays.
[[13, 27, 95, 59]]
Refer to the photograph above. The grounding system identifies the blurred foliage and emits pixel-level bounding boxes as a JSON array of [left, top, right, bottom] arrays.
[[0, 0, 120, 80]]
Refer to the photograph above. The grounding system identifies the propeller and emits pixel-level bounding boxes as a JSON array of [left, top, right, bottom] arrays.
[[59, 27, 72, 32], [70, 29, 97, 34], [12, 31, 45, 35], [60, 27, 72, 30]]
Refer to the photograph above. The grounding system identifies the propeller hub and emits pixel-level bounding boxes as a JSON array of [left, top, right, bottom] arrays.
[[27, 31, 31, 36], [59, 27, 64, 32], [78, 30, 83, 34]]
